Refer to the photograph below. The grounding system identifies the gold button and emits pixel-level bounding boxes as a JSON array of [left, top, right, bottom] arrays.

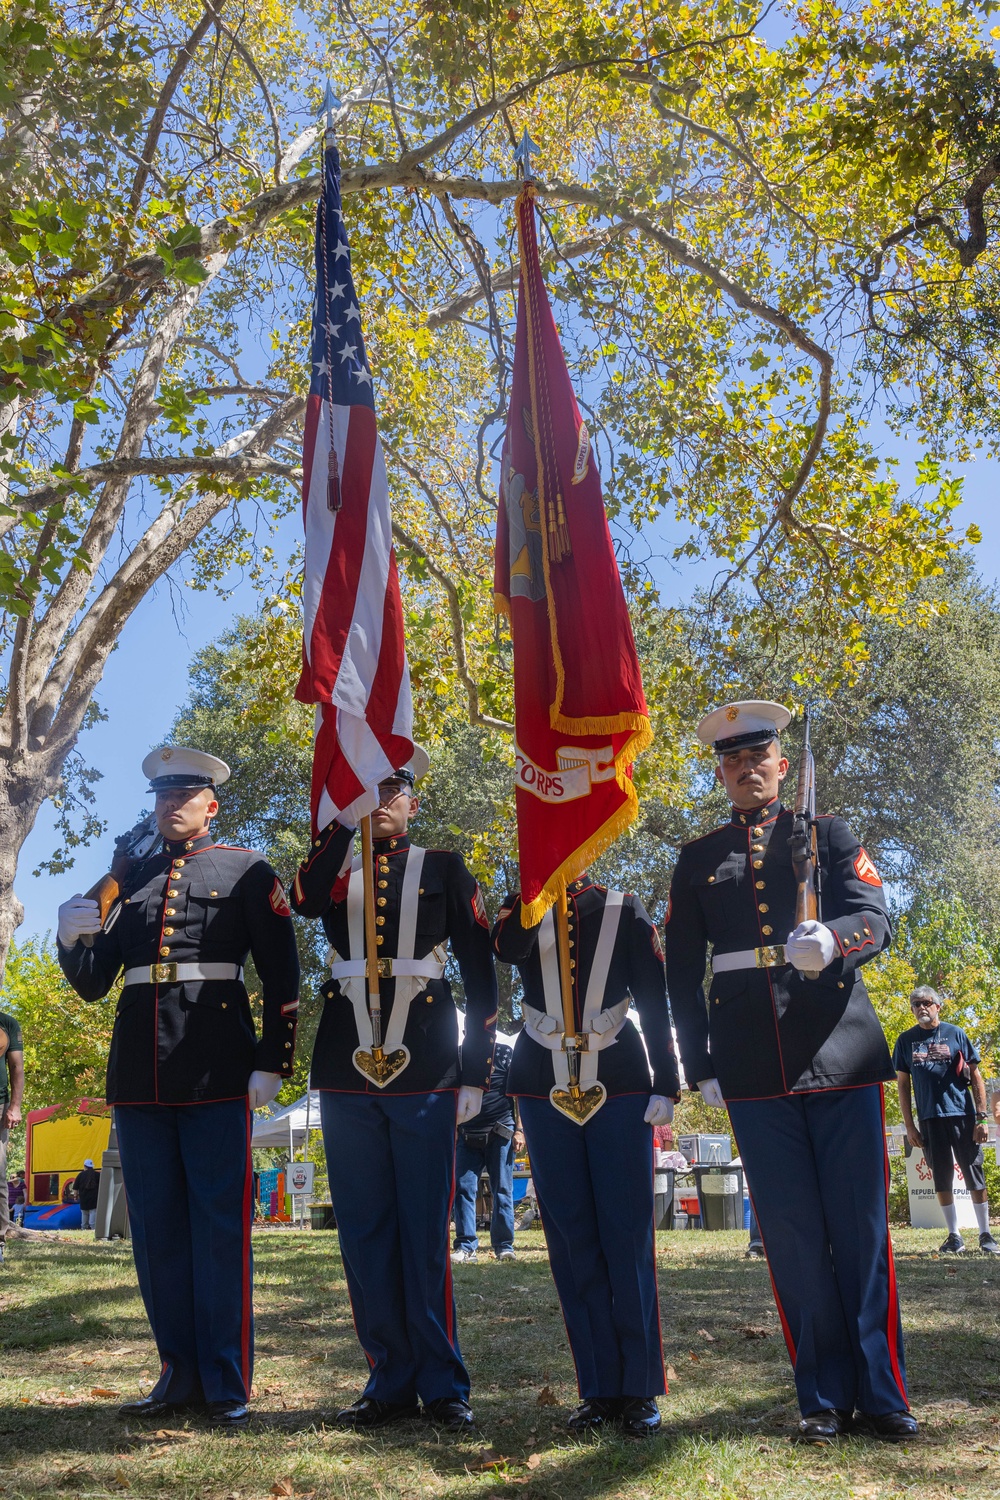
[[707, 875, 716, 884], [570, 960, 576, 969], [314, 839, 321, 847], [759, 904, 769, 913], [740, 814, 746, 823], [124, 898, 130, 904], [752, 827, 763, 837], [761, 925, 773, 936], [753, 860, 763, 870], [376, 916, 385, 926], [285, 1042, 291, 1048], [221, 1003, 227, 1009], [378, 880, 388, 889], [168, 888, 179, 897], [166, 908, 176, 916], [752, 843, 764, 851], [159, 945, 171, 956], [853, 932, 860, 940], [715, 998, 720, 1005], [163, 926, 174, 936], [184, 841, 193, 851], [376, 936, 384, 946], [755, 880, 765, 889], [174, 860, 185, 868], [377, 897, 387, 907], [390, 838, 397, 848], [210, 890, 218, 898], [426, 995, 433, 1004], [419, 887, 424, 894], [568, 939, 574, 948], [838, 981, 845, 989]]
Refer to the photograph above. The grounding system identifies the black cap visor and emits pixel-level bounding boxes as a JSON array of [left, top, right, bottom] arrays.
[[713, 727, 779, 755]]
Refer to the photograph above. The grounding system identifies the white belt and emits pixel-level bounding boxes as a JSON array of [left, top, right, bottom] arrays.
[[523, 998, 630, 1052], [330, 955, 445, 981], [123, 962, 243, 986], [712, 943, 787, 973]]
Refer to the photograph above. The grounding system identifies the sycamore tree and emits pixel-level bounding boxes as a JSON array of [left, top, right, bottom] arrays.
[[1, 0, 998, 983]]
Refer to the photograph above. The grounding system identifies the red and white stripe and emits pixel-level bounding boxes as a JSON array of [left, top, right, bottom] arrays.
[[296, 396, 414, 831]]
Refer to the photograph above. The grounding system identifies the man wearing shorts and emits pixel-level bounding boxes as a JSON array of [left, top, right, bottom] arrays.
[[894, 986, 998, 1255]]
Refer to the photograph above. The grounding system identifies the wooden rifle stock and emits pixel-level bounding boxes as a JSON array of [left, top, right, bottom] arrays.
[[80, 814, 162, 948], [788, 710, 820, 977]]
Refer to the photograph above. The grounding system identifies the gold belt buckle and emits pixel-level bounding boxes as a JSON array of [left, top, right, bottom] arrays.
[[376, 957, 393, 978], [150, 961, 178, 983], [562, 1033, 590, 1052], [756, 944, 785, 968]]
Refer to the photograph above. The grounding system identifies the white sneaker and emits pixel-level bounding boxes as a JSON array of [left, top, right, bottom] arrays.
[[451, 1248, 477, 1264]]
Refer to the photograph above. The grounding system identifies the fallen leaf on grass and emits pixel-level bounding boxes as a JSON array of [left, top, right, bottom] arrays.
[[470, 1448, 512, 1472], [536, 1385, 558, 1406], [113, 1471, 131, 1490], [689, 1352, 700, 1363], [526, 1453, 542, 1470], [696, 1329, 716, 1342], [737, 1326, 772, 1339], [270, 1481, 294, 1498], [150, 1428, 195, 1440], [91, 1387, 121, 1399], [37, 1391, 84, 1406], [666, 1366, 678, 1381]]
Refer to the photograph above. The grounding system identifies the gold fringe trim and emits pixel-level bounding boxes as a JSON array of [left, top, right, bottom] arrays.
[[494, 589, 511, 620], [518, 773, 640, 928]]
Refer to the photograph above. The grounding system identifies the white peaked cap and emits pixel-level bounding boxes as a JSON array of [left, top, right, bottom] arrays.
[[696, 700, 792, 753], [142, 745, 231, 789]]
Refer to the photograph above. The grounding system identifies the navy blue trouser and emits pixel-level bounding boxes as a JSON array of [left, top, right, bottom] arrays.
[[518, 1093, 665, 1400], [116, 1100, 253, 1407], [453, 1129, 515, 1253], [320, 1089, 469, 1405], [728, 1084, 909, 1418]]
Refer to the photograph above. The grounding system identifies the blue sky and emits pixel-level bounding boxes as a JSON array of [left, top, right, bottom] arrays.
[[16, 426, 998, 940]]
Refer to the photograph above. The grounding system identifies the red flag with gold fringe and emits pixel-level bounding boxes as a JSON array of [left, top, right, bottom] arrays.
[[494, 186, 652, 926]]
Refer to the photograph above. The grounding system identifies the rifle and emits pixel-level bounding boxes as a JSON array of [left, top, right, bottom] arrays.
[[81, 813, 162, 948], [788, 709, 821, 979]]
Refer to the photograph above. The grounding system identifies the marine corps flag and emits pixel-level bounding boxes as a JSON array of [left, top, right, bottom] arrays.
[[494, 187, 652, 926]]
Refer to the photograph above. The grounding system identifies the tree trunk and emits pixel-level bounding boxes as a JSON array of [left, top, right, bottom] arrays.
[[0, 756, 59, 985]]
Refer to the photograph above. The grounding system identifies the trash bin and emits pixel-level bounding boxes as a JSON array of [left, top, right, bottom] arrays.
[[693, 1164, 744, 1230], [310, 1203, 336, 1230], [653, 1167, 674, 1230]]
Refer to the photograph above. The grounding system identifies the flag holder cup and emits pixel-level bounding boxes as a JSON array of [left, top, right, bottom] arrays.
[[547, 887, 607, 1124], [351, 814, 410, 1087]]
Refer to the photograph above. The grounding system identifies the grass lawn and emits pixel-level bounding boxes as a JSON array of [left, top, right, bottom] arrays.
[[0, 1226, 998, 1500]]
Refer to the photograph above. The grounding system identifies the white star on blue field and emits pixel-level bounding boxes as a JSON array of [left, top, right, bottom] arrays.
[[310, 144, 375, 407]]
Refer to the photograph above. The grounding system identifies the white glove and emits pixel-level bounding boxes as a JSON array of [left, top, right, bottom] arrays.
[[644, 1095, 674, 1126], [248, 1071, 283, 1111], [456, 1086, 484, 1125], [697, 1078, 726, 1108], [786, 919, 837, 972], [57, 895, 102, 948]]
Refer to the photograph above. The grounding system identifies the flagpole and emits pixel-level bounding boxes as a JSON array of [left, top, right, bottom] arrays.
[[360, 814, 383, 1056], [554, 887, 581, 1095]]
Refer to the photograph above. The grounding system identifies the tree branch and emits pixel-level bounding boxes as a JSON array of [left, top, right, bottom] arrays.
[[426, 225, 625, 328], [17, 452, 301, 510], [391, 519, 512, 734], [128, 0, 223, 214]]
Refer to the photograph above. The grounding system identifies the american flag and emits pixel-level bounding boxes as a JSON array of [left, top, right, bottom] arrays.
[[294, 138, 414, 832]]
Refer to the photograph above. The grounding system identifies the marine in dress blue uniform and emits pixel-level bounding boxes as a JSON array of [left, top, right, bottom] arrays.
[[663, 702, 915, 1443], [291, 753, 498, 1431], [492, 876, 680, 1437], [57, 747, 300, 1424]]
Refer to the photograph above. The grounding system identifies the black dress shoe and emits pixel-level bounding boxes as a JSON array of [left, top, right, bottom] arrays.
[[207, 1401, 250, 1426], [335, 1397, 420, 1429], [797, 1409, 853, 1443], [423, 1397, 475, 1430], [117, 1397, 194, 1420], [567, 1397, 617, 1432], [617, 1397, 662, 1436], [855, 1410, 918, 1440]]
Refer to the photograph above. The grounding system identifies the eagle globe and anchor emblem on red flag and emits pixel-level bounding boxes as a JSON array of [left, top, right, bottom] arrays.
[[494, 173, 653, 1121]]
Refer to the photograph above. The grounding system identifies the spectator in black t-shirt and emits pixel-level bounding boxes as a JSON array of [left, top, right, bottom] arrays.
[[73, 1160, 101, 1231], [893, 986, 998, 1255], [453, 1032, 522, 1263]]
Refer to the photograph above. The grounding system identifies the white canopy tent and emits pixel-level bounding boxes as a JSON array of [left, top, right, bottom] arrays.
[[251, 1090, 321, 1150]]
